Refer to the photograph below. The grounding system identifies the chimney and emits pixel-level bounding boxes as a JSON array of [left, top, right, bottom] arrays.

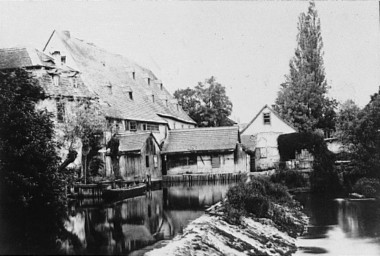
[[62, 31, 71, 38]]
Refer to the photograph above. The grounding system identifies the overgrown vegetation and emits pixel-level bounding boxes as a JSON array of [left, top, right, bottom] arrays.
[[270, 170, 308, 189], [225, 178, 305, 237], [277, 131, 340, 192], [352, 178, 380, 199], [0, 69, 73, 254], [58, 99, 106, 182]]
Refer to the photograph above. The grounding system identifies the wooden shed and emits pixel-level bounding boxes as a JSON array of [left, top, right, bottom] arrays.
[[118, 132, 162, 181], [161, 126, 249, 175]]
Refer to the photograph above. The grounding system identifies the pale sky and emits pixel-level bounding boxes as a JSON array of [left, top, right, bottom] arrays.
[[0, 0, 379, 123]]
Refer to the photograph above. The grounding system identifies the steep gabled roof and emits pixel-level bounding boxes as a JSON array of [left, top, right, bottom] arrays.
[[0, 47, 96, 99], [38, 73, 96, 99], [0, 47, 55, 69], [241, 104, 298, 134], [118, 132, 158, 153], [44, 30, 196, 125], [162, 126, 239, 154]]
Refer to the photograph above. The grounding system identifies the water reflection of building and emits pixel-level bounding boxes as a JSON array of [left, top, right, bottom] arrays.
[[63, 182, 235, 254]]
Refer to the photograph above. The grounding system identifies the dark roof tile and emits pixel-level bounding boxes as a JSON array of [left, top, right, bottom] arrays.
[[162, 126, 239, 154]]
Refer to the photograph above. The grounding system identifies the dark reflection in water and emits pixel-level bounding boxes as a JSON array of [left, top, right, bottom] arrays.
[[62, 182, 235, 255], [295, 193, 380, 256]]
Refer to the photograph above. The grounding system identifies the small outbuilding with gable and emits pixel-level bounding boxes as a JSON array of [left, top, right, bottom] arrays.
[[241, 104, 297, 171], [115, 132, 162, 181], [161, 126, 249, 175]]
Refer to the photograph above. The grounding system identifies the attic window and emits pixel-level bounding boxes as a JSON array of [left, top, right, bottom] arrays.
[[263, 113, 271, 125], [152, 95, 155, 103], [132, 72, 135, 80], [61, 56, 66, 64], [129, 91, 133, 100], [107, 82, 112, 95], [147, 77, 151, 85], [176, 104, 179, 111], [160, 84, 163, 90], [165, 99, 168, 107]]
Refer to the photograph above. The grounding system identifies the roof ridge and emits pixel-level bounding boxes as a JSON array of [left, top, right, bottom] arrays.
[[170, 126, 237, 132]]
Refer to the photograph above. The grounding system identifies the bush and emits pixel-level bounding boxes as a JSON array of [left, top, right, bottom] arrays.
[[225, 177, 295, 224], [270, 170, 308, 189], [353, 178, 380, 198]]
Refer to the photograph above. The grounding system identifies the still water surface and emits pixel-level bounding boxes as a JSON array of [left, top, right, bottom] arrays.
[[295, 193, 380, 256], [63, 182, 235, 255], [64, 184, 380, 255]]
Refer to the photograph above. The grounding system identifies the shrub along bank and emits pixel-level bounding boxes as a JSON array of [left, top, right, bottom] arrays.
[[147, 177, 307, 256]]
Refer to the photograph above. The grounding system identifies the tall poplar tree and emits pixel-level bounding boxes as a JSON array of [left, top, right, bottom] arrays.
[[275, 1, 336, 132]]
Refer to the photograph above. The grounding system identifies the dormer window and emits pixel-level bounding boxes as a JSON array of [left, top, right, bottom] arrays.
[[263, 113, 271, 125], [106, 82, 113, 95], [129, 91, 133, 100]]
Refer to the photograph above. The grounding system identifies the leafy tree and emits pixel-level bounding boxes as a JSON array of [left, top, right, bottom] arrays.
[[348, 89, 380, 178], [0, 69, 71, 254], [58, 100, 106, 182], [274, 1, 336, 132], [335, 100, 361, 152], [174, 76, 233, 127]]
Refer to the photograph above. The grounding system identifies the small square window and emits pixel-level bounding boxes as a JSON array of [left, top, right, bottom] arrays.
[[130, 121, 137, 131], [211, 155, 220, 168], [263, 113, 271, 125]]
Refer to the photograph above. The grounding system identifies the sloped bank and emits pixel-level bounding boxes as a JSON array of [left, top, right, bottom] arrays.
[[146, 179, 308, 256]]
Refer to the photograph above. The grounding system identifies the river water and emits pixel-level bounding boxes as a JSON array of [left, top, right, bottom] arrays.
[[63, 181, 235, 255], [63, 184, 380, 255], [295, 193, 380, 256]]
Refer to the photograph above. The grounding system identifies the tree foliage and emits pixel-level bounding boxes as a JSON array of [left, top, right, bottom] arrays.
[[0, 69, 70, 254], [174, 76, 233, 127], [274, 1, 336, 132], [343, 90, 380, 178], [58, 100, 106, 180], [335, 100, 361, 152]]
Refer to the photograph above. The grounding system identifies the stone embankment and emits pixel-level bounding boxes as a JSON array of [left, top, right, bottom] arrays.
[[146, 202, 308, 256]]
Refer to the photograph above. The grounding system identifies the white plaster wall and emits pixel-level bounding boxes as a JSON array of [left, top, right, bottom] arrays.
[[160, 117, 195, 130], [243, 106, 296, 135]]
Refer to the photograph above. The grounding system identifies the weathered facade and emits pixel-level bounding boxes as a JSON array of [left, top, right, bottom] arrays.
[[161, 127, 249, 175], [0, 47, 97, 169], [241, 105, 297, 171], [43, 30, 196, 144], [115, 133, 162, 181]]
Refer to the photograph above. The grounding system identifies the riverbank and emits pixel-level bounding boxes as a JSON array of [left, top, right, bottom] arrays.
[[146, 201, 308, 256]]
